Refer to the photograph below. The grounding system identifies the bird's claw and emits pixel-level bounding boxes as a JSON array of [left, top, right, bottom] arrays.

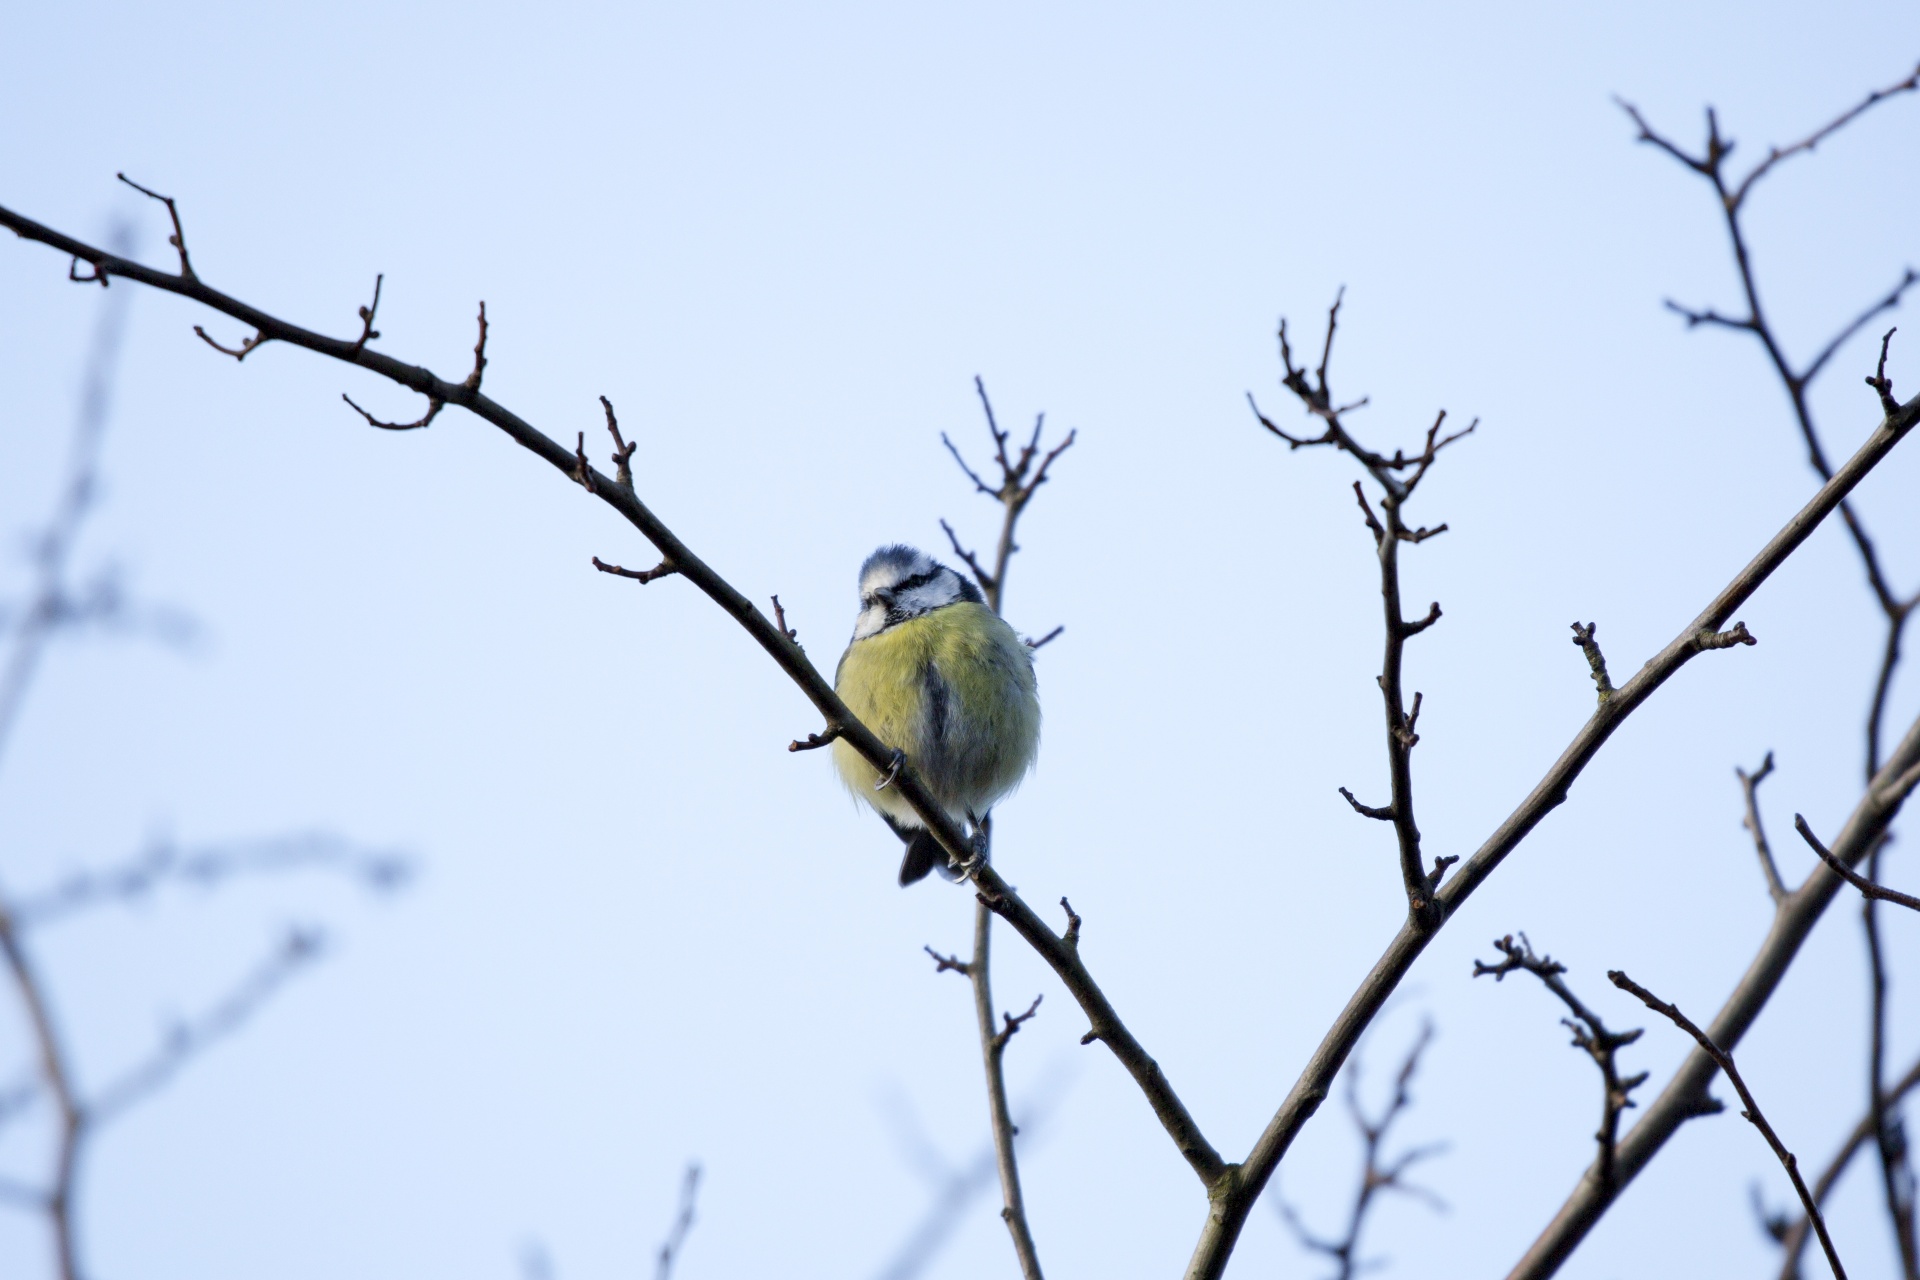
[[874, 748, 907, 792]]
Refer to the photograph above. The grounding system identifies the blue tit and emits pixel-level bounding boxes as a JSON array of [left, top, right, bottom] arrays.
[[832, 545, 1041, 885]]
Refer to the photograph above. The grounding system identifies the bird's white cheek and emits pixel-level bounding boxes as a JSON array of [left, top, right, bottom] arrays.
[[852, 605, 888, 640]]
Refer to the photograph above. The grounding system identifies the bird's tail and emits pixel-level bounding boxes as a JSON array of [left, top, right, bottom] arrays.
[[897, 828, 944, 886]]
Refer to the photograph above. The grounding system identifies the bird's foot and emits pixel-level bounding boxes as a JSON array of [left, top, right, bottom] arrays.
[[954, 824, 990, 877], [874, 748, 907, 792]]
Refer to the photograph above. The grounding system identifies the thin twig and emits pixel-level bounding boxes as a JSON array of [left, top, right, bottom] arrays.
[[1739, 753, 1789, 904], [1772, 1054, 1920, 1280], [90, 926, 325, 1122], [1797, 815, 1920, 913], [1609, 969, 1847, 1279], [591, 556, 679, 585], [13, 831, 409, 927], [1475, 936, 1653, 1193], [0, 905, 84, 1280], [654, 1163, 701, 1280], [1253, 297, 1464, 920], [1271, 1022, 1444, 1280]]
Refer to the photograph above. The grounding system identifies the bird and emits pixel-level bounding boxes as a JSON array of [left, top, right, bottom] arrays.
[[832, 544, 1040, 885]]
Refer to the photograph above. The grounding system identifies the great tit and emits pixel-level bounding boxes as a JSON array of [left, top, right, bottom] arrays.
[[832, 545, 1041, 885]]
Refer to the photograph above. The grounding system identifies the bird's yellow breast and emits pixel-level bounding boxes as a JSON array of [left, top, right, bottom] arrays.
[[832, 601, 1039, 829]]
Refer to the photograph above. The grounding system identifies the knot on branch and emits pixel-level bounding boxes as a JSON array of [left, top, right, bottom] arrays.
[[67, 256, 109, 287], [1694, 620, 1756, 652], [1570, 622, 1615, 702]]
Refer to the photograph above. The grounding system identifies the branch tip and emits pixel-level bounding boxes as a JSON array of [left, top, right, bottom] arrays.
[[1570, 622, 1615, 702], [591, 555, 678, 585]]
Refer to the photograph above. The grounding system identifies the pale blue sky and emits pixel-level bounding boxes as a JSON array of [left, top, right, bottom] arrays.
[[3, 3, 1920, 1278]]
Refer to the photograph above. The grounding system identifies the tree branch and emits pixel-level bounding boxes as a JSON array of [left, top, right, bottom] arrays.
[[1271, 1022, 1444, 1280], [0, 903, 84, 1280], [1772, 1054, 1920, 1280], [653, 1163, 701, 1280], [1609, 969, 1847, 1279], [1739, 752, 1789, 904], [1797, 815, 1920, 914], [1189, 378, 1919, 1278], [1475, 935, 1653, 1194], [89, 926, 325, 1123], [1255, 299, 1464, 921], [1510, 708, 1920, 1278]]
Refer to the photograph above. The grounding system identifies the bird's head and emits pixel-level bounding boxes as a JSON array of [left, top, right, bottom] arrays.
[[852, 544, 982, 639]]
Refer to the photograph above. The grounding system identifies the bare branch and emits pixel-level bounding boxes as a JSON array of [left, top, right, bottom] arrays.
[[194, 323, 272, 361], [991, 994, 1043, 1054], [1730, 63, 1920, 205], [347, 273, 383, 356], [1569, 622, 1614, 702], [591, 555, 679, 585], [923, 946, 972, 978], [938, 518, 996, 597], [0, 904, 82, 1279], [1023, 625, 1064, 651], [787, 724, 841, 753], [1773, 1053, 1920, 1280], [1869, 328, 1903, 418], [7, 189, 1911, 1280], [1609, 969, 1847, 1279], [90, 925, 325, 1122], [1199, 387, 1920, 1280], [114, 172, 195, 279], [13, 831, 410, 927], [1797, 814, 1920, 914], [601, 395, 636, 490], [1475, 935, 1654, 1193], [1809, 276, 1915, 387], [1271, 1022, 1444, 1280], [1253, 299, 1465, 923], [1513, 709, 1920, 1278], [1695, 620, 1758, 651], [1738, 752, 1788, 904], [342, 389, 443, 432], [1339, 787, 1394, 822], [770, 595, 799, 644], [653, 1163, 701, 1280]]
